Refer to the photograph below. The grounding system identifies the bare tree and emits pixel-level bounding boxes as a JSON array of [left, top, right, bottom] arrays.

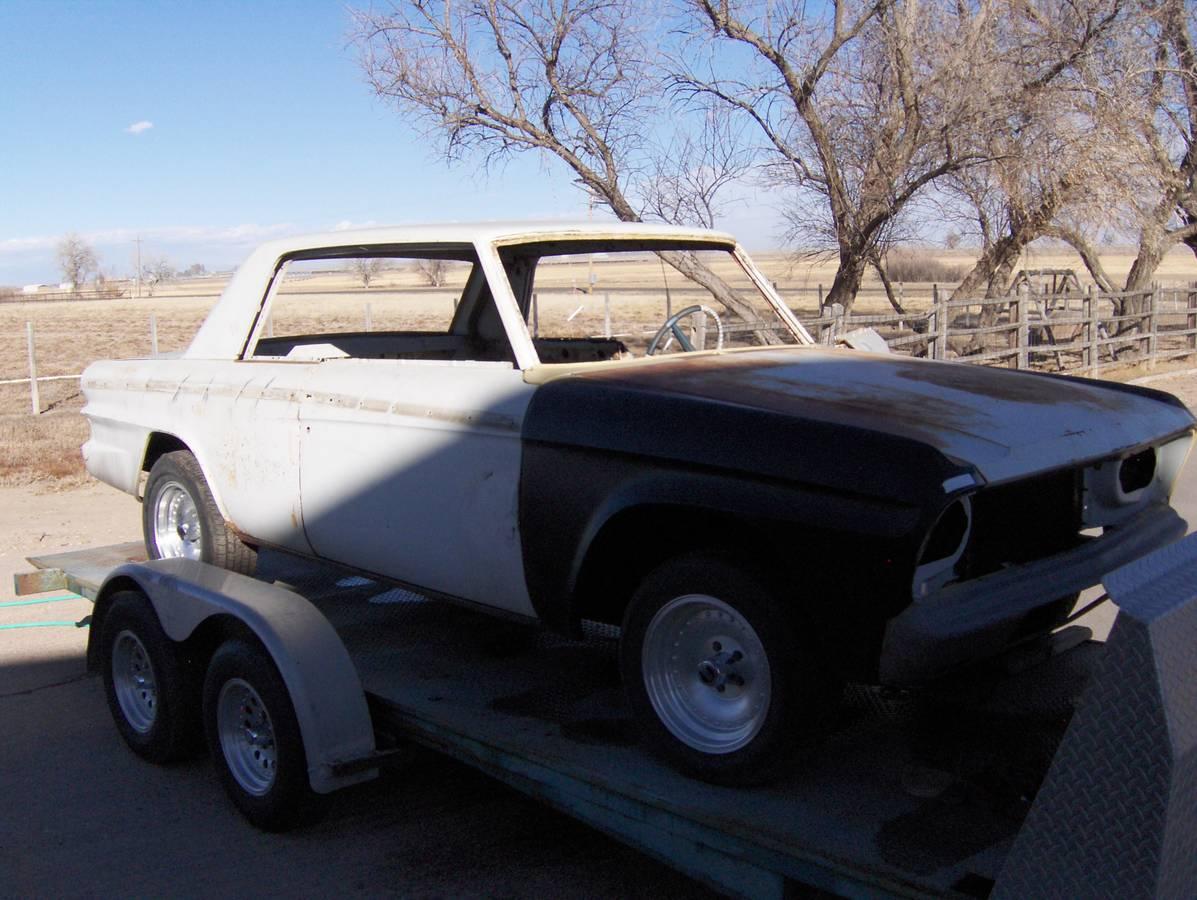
[[934, 1, 1163, 307], [682, 0, 1127, 313], [141, 258, 175, 297], [351, 0, 779, 336], [1122, 0, 1197, 289], [677, 1, 977, 312], [352, 257, 385, 288], [56, 234, 98, 289], [415, 258, 446, 287], [639, 104, 754, 229]]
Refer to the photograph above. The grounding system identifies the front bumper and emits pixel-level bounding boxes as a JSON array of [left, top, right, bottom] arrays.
[[877, 502, 1186, 684]]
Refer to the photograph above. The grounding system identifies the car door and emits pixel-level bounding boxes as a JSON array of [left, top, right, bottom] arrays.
[[297, 359, 535, 615], [252, 248, 538, 617]]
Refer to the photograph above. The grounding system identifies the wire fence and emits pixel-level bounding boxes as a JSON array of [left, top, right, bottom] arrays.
[[12, 283, 1197, 414]]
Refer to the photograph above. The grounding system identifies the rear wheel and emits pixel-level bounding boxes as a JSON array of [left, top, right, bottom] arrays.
[[143, 450, 257, 574], [620, 554, 836, 785], [202, 638, 325, 831], [100, 591, 199, 763]]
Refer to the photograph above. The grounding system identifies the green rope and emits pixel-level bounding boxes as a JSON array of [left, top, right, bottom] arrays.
[[0, 594, 84, 609], [0, 620, 89, 630]]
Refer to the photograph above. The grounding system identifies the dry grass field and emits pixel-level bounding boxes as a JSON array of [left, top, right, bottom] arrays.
[[1, 244, 1192, 489]]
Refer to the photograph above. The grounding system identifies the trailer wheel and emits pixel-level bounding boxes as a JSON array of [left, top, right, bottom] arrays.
[[100, 590, 198, 763], [620, 554, 835, 785], [143, 450, 257, 575], [202, 638, 326, 831]]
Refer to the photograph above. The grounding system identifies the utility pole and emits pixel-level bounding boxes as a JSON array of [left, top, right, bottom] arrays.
[[134, 236, 143, 298]]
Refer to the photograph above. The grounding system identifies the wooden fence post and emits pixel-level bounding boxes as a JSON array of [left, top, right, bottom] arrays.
[[1147, 286, 1159, 368], [149, 313, 159, 357], [26, 321, 40, 415], [1188, 283, 1197, 359], [830, 303, 844, 344], [532, 293, 539, 338], [932, 284, 947, 360], [1083, 286, 1097, 375], [817, 284, 824, 309], [1014, 291, 1029, 370], [927, 290, 938, 359], [604, 292, 611, 339]]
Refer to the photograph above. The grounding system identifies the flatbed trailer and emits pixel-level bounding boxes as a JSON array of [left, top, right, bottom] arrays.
[[19, 541, 1197, 899]]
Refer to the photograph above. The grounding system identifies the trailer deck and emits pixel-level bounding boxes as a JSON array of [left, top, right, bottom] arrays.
[[22, 541, 1196, 899]]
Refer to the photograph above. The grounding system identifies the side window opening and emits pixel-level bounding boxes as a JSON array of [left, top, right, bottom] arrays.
[[247, 247, 517, 366]]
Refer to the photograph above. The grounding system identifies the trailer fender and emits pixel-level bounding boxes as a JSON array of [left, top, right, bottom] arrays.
[[89, 558, 376, 794]]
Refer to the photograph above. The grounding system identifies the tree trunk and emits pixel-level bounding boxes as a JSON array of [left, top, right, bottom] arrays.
[[953, 182, 1071, 303], [986, 249, 1020, 298], [823, 251, 868, 314], [658, 250, 783, 345], [1125, 235, 1165, 292], [872, 256, 907, 315], [1041, 225, 1116, 293], [598, 189, 784, 344], [1120, 237, 1164, 323], [955, 238, 1023, 353]]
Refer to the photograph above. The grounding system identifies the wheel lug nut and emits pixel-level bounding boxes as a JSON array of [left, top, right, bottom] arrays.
[[729, 650, 742, 663], [712, 641, 722, 652]]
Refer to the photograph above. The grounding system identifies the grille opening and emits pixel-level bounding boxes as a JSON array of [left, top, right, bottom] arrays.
[[963, 468, 1082, 579], [921, 500, 969, 564], [1119, 449, 1156, 494]]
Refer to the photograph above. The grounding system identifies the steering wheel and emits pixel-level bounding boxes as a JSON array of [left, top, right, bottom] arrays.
[[646, 305, 726, 355]]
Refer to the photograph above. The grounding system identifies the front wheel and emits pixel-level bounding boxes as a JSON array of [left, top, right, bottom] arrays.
[[142, 450, 257, 575], [620, 554, 836, 785], [202, 638, 326, 831]]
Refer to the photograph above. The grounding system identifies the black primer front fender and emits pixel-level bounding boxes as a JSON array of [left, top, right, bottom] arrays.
[[518, 376, 953, 635]]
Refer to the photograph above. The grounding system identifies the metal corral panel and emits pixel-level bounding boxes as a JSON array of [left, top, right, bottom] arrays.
[[996, 534, 1197, 899]]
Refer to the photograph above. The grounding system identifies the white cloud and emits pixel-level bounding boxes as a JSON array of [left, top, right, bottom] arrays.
[[125, 120, 154, 135], [332, 219, 380, 231]]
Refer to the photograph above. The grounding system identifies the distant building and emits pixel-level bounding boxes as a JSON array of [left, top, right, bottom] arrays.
[[22, 284, 48, 294]]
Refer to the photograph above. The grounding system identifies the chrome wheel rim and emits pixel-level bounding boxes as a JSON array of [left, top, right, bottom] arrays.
[[153, 481, 202, 560], [641, 594, 771, 755], [112, 630, 158, 734], [217, 678, 277, 796]]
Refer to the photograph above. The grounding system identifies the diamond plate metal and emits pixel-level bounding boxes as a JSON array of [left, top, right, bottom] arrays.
[[995, 532, 1197, 899]]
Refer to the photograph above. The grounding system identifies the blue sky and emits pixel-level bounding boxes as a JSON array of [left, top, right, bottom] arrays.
[[0, 1, 781, 286]]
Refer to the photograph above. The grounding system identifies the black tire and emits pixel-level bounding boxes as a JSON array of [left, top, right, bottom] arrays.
[[100, 590, 200, 763], [143, 450, 257, 575], [620, 554, 837, 785], [202, 638, 326, 831]]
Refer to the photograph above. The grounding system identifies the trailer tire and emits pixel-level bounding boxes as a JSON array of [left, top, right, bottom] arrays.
[[620, 553, 836, 785], [203, 637, 326, 831], [143, 450, 257, 575], [100, 590, 199, 763]]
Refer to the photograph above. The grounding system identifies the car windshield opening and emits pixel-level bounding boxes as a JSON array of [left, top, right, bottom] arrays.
[[499, 242, 802, 365]]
